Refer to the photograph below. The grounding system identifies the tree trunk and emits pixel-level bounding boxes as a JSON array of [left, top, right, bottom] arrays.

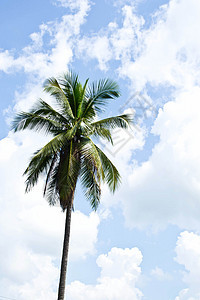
[[57, 200, 73, 300]]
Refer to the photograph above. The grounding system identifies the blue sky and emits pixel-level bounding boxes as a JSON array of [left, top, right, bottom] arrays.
[[1, 0, 200, 299]]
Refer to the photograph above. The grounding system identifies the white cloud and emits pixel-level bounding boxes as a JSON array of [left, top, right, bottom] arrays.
[[111, 0, 143, 8], [56, 0, 91, 11], [78, 5, 144, 73], [77, 0, 200, 92], [67, 247, 143, 300], [0, 0, 91, 79], [99, 120, 145, 163], [0, 50, 16, 72], [117, 87, 200, 230], [175, 231, 200, 300], [78, 36, 112, 70], [151, 266, 171, 281], [119, 0, 200, 90], [2, 254, 58, 300], [70, 211, 100, 260], [110, 5, 144, 62]]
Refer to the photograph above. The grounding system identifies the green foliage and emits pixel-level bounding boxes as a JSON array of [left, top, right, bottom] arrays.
[[12, 71, 133, 211]]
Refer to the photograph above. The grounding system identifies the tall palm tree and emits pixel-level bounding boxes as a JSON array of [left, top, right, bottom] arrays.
[[12, 71, 133, 300]]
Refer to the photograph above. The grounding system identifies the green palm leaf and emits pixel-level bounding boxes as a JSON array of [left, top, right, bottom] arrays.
[[24, 149, 54, 192], [43, 77, 74, 119], [12, 112, 64, 135], [29, 98, 70, 125], [23, 132, 69, 192], [82, 79, 120, 118], [94, 143, 121, 192], [91, 114, 133, 130], [80, 156, 101, 210], [59, 71, 80, 117], [84, 123, 113, 144], [77, 78, 89, 118]]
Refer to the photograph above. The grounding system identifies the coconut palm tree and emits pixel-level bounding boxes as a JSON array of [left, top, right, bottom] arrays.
[[12, 71, 133, 300]]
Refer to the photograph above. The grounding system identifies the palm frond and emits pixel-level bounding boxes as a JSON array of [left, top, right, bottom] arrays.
[[29, 98, 70, 125], [43, 77, 74, 119], [44, 164, 60, 206], [82, 79, 120, 118], [91, 114, 134, 130], [43, 153, 58, 196], [24, 132, 70, 189], [80, 137, 105, 181], [59, 71, 80, 117], [84, 124, 113, 144], [80, 137, 120, 192], [81, 104, 96, 121], [96, 145, 121, 192], [77, 78, 89, 118], [24, 149, 54, 193], [43, 141, 80, 210], [80, 156, 101, 211], [12, 112, 64, 135]]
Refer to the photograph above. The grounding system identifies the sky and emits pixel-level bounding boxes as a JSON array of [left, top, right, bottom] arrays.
[[0, 0, 200, 299]]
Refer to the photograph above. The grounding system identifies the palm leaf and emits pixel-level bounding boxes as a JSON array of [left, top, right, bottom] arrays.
[[29, 98, 70, 125], [93, 143, 121, 192], [59, 71, 80, 117], [12, 112, 64, 135], [80, 137, 105, 181], [24, 149, 54, 192], [44, 164, 60, 206], [43, 153, 58, 196], [77, 78, 89, 118], [84, 124, 113, 144], [91, 114, 133, 130], [43, 77, 74, 119], [80, 137, 120, 192], [24, 131, 71, 191], [80, 156, 101, 210], [96, 146, 121, 192], [82, 79, 120, 118]]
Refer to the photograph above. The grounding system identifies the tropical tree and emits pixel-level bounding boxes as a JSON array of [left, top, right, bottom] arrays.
[[12, 71, 133, 300]]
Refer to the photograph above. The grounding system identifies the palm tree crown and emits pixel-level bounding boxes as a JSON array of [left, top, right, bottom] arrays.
[[12, 71, 132, 211]]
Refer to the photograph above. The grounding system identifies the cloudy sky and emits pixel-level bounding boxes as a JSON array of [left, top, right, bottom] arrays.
[[1, 0, 200, 299]]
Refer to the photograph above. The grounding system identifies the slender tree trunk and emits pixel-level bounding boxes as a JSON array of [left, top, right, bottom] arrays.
[[57, 199, 73, 300]]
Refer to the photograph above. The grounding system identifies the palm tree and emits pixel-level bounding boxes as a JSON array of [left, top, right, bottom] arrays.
[[12, 71, 133, 300]]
